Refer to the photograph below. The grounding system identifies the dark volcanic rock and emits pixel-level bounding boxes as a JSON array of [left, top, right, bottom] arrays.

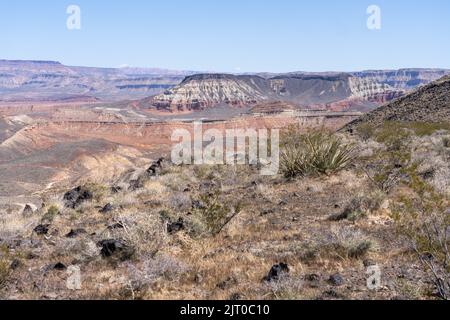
[[33, 224, 50, 235], [328, 273, 344, 286], [99, 239, 134, 261], [63, 186, 93, 209], [264, 263, 290, 282], [66, 228, 87, 238], [111, 186, 123, 193], [53, 262, 67, 271], [107, 222, 124, 230], [22, 204, 34, 216], [192, 200, 206, 210], [167, 218, 184, 234], [10, 259, 21, 270], [99, 203, 114, 213], [147, 157, 165, 176]]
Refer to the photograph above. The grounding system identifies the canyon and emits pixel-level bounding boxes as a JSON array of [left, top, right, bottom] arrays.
[[1, 60, 449, 209], [146, 69, 449, 113]]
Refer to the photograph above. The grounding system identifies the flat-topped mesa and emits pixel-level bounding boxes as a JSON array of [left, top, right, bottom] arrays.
[[150, 74, 271, 112], [147, 72, 409, 113], [0, 60, 63, 66]]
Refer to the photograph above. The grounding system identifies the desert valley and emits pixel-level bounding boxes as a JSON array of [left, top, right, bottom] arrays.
[[0, 59, 449, 300]]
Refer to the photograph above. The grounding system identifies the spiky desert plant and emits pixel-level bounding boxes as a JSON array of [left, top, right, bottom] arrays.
[[280, 129, 355, 178]]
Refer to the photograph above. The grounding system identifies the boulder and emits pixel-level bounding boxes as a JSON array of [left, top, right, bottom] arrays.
[[328, 273, 344, 286], [10, 259, 21, 270], [99, 203, 114, 213], [53, 262, 67, 271], [167, 218, 184, 234], [146, 157, 165, 176], [111, 186, 123, 193], [98, 239, 134, 261], [22, 204, 35, 216], [264, 263, 289, 282], [65, 229, 87, 238], [107, 222, 124, 230], [33, 224, 50, 235], [63, 186, 93, 209]]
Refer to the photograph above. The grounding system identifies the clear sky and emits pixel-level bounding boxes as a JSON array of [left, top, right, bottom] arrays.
[[1, 0, 449, 72]]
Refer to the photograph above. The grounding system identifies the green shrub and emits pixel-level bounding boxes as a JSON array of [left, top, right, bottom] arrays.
[[41, 205, 60, 223], [280, 129, 355, 178], [408, 122, 450, 137], [84, 182, 109, 202], [391, 169, 450, 300], [329, 191, 384, 222], [191, 191, 242, 236], [356, 123, 375, 141], [372, 121, 450, 147], [0, 245, 11, 290]]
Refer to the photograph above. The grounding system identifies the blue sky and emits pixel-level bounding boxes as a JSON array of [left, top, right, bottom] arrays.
[[1, 0, 449, 72]]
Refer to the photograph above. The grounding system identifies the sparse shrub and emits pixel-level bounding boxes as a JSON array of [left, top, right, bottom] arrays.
[[407, 122, 450, 137], [0, 260, 10, 290], [264, 274, 303, 300], [391, 170, 450, 300], [123, 254, 188, 299], [280, 129, 355, 178], [373, 122, 412, 151], [443, 137, 450, 148], [190, 191, 242, 236], [362, 144, 412, 193], [329, 191, 384, 222], [168, 192, 192, 212], [321, 227, 373, 260], [119, 210, 167, 258], [356, 123, 375, 141], [193, 165, 215, 180], [0, 245, 11, 290], [299, 228, 373, 262], [84, 182, 109, 202], [41, 204, 60, 223], [348, 240, 372, 259]]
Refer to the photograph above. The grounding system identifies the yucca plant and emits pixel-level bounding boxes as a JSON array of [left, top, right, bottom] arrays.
[[280, 129, 355, 178]]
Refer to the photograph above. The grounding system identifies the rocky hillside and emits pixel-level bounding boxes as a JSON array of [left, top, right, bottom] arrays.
[[145, 71, 447, 113], [0, 60, 195, 102], [352, 69, 450, 90], [345, 75, 450, 130]]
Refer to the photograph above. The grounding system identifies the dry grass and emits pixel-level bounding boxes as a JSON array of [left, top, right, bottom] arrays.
[[3, 123, 450, 300]]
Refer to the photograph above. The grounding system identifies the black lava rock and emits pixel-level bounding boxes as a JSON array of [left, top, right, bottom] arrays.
[[111, 186, 123, 193], [147, 157, 165, 176], [10, 259, 21, 270], [107, 222, 124, 230], [63, 186, 93, 209], [264, 263, 289, 282], [98, 239, 134, 261], [53, 262, 67, 271], [192, 200, 206, 210], [328, 273, 344, 286], [65, 228, 87, 238], [33, 224, 50, 235], [22, 204, 34, 216], [99, 203, 114, 213], [167, 218, 184, 234]]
